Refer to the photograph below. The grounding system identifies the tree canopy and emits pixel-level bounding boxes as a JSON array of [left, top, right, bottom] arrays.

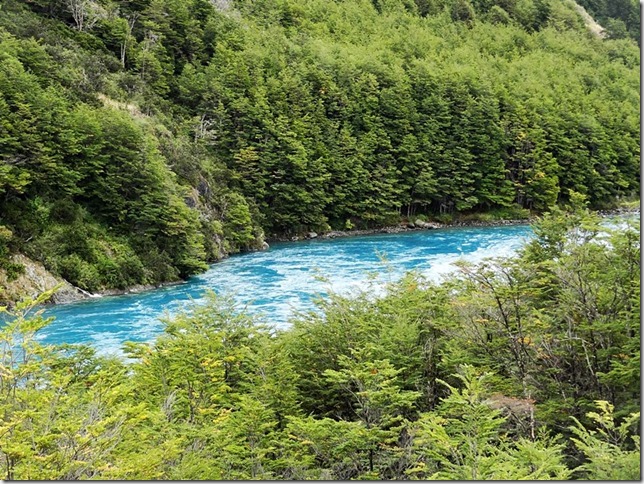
[[0, 0, 639, 295]]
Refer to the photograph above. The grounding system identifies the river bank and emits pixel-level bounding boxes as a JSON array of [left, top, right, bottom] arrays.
[[269, 217, 534, 243], [268, 205, 640, 242]]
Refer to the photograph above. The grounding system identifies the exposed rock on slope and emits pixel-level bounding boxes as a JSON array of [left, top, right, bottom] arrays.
[[572, 0, 606, 38], [0, 254, 88, 306]]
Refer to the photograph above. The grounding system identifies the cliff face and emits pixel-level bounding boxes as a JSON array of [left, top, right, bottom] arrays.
[[0, 254, 88, 307]]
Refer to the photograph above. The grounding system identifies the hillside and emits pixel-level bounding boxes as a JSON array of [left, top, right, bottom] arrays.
[[0, 0, 640, 299]]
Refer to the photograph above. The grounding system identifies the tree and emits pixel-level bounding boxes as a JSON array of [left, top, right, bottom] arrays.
[[409, 366, 571, 480], [569, 401, 640, 480], [0, 290, 132, 479], [65, 0, 106, 31], [323, 348, 421, 477]]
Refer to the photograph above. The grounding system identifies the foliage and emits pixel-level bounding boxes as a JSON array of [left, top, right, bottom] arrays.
[[0, 212, 639, 479], [408, 366, 571, 480], [569, 400, 640, 480], [0, 0, 639, 298]]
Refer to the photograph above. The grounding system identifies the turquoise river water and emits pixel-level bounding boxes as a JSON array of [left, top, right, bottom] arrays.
[[38, 224, 533, 355]]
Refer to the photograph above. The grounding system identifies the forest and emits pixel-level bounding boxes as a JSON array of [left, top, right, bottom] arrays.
[[0, 0, 640, 476], [0, 200, 640, 479], [0, 0, 640, 296]]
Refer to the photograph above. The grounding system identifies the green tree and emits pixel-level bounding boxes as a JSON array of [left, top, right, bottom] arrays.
[[570, 400, 640, 480], [409, 366, 571, 480]]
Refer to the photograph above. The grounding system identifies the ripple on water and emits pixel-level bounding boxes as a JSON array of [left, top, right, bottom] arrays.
[[37, 224, 533, 355]]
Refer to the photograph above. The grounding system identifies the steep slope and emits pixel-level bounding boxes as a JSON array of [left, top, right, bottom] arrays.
[[0, 0, 639, 302]]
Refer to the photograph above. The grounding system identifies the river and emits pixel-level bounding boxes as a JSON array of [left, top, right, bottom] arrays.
[[38, 224, 533, 355]]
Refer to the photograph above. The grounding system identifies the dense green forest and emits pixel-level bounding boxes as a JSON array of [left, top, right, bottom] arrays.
[[0, 0, 640, 296], [0, 203, 639, 479]]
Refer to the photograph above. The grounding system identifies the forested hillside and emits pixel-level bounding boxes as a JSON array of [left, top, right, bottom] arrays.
[[1, 204, 639, 479], [0, 0, 640, 296]]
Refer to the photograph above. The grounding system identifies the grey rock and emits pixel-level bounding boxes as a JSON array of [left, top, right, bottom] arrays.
[[415, 219, 441, 229], [321, 231, 348, 239], [0, 254, 89, 306]]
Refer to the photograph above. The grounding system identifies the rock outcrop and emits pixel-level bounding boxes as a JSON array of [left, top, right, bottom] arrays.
[[0, 254, 88, 307]]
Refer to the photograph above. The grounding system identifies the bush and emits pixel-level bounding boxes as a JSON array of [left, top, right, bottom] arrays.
[[433, 213, 455, 224], [458, 206, 532, 222], [57, 254, 101, 292]]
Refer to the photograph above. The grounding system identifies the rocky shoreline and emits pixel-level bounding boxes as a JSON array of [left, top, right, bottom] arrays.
[[92, 281, 185, 298], [0, 255, 188, 308], [596, 206, 641, 217], [269, 206, 640, 243], [0, 254, 87, 307], [268, 217, 535, 243]]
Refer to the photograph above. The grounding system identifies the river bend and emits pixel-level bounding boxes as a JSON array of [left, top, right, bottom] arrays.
[[39, 224, 533, 355]]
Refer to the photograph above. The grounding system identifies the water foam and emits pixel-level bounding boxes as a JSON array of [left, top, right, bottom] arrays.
[[39, 224, 533, 356]]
